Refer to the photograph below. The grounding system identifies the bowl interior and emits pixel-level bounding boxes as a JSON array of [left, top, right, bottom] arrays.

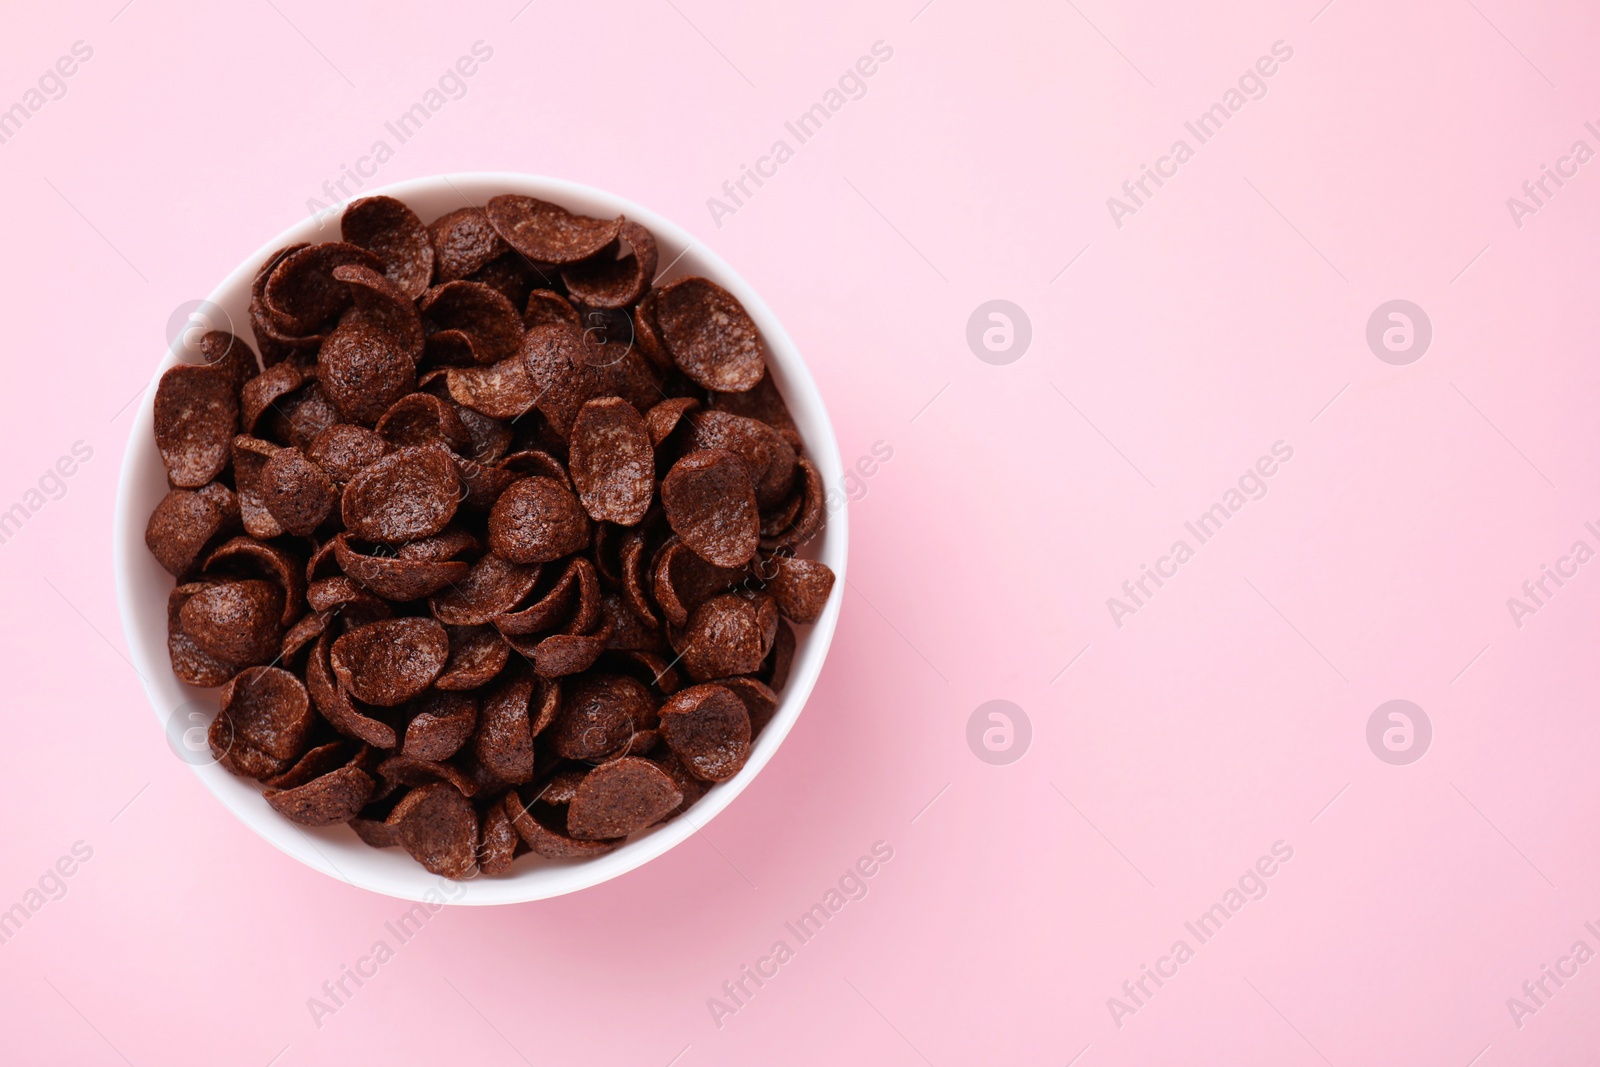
[[114, 173, 847, 904]]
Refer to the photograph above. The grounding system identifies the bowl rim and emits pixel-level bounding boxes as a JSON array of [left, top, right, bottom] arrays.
[[113, 171, 847, 905]]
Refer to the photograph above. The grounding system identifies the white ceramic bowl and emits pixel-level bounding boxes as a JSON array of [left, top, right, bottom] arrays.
[[113, 173, 846, 904]]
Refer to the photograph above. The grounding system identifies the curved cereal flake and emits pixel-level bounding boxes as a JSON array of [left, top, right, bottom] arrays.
[[530, 630, 608, 678], [375, 392, 471, 452], [661, 450, 759, 569], [145, 484, 237, 577], [262, 242, 384, 336], [154, 364, 237, 488], [503, 791, 619, 858], [530, 676, 562, 736], [569, 398, 654, 525], [633, 290, 670, 369], [487, 477, 590, 565], [342, 195, 435, 299], [493, 556, 590, 635], [429, 553, 541, 626], [708, 370, 797, 434], [212, 712, 291, 780], [548, 673, 650, 761], [564, 556, 602, 635], [475, 674, 536, 785], [250, 245, 331, 366], [198, 330, 260, 394], [333, 263, 425, 358], [681, 410, 797, 508], [520, 321, 612, 438], [333, 534, 468, 601], [443, 356, 539, 420], [653, 276, 765, 393], [388, 781, 479, 878], [434, 625, 509, 691], [377, 755, 477, 797], [763, 619, 795, 690], [591, 520, 625, 588], [561, 220, 658, 308], [341, 444, 461, 543], [649, 536, 747, 630], [167, 583, 235, 687], [250, 301, 324, 367], [399, 526, 480, 562], [218, 666, 313, 760], [486, 195, 622, 265], [306, 577, 390, 627], [679, 593, 777, 681], [402, 690, 477, 760], [263, 740, 349, 790], [523, 288, 582, 330], [307, 423, 390, 485], [759, 484, 803, 539], [712, 675, 780, 735], [421, 281, 525, 365], [280, 610, 331, 665], [351, 817, 400, 848], [766, 556, 836, 624], [239, 361, 308, 436], [259, 447, 337, 536], [307, 631, 397, 748], [479, 800, 519, 874], [659, 683, 752, 782], [318, 319, 419, 426], [330, 617, 449, 706], [644, 396, 700, 448], [760, 456, 824, 552], [428, 207, 508, 282], [620, 529, 658, 627], [266, 763, 375, 826], [201, 536, 305, 626], [566, 757, 681, 840], [179, 579, 284, 666]]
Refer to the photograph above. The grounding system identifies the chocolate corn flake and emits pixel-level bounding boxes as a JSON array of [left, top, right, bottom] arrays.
[[330, 617, 449, 706], [340, 444, 461, 543], [487, 476, 590, 565], [659, 683, 752, 783], [342, 195, 435, 300], [154, 364, 238, 488], [388, 781, 479, 878], [262, 242, 383, 337], [566, 757, 681, 840], [561, 220, 658, 309], [421, 280, 525, 365], [485, 195, 622, 265], [429, 207, 509, 282], [765, 555, 837, 624], [569, 397, 654, 525], [653, 276, 765, 393], [661, 450, 760, 569], [504, 790, 619, 858]]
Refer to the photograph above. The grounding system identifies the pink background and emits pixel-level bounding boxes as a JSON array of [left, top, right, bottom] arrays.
[[2, 0, 1597, 1064]]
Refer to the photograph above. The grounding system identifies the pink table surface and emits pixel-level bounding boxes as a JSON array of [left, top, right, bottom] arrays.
[[2, 1, 1597, 1064]]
